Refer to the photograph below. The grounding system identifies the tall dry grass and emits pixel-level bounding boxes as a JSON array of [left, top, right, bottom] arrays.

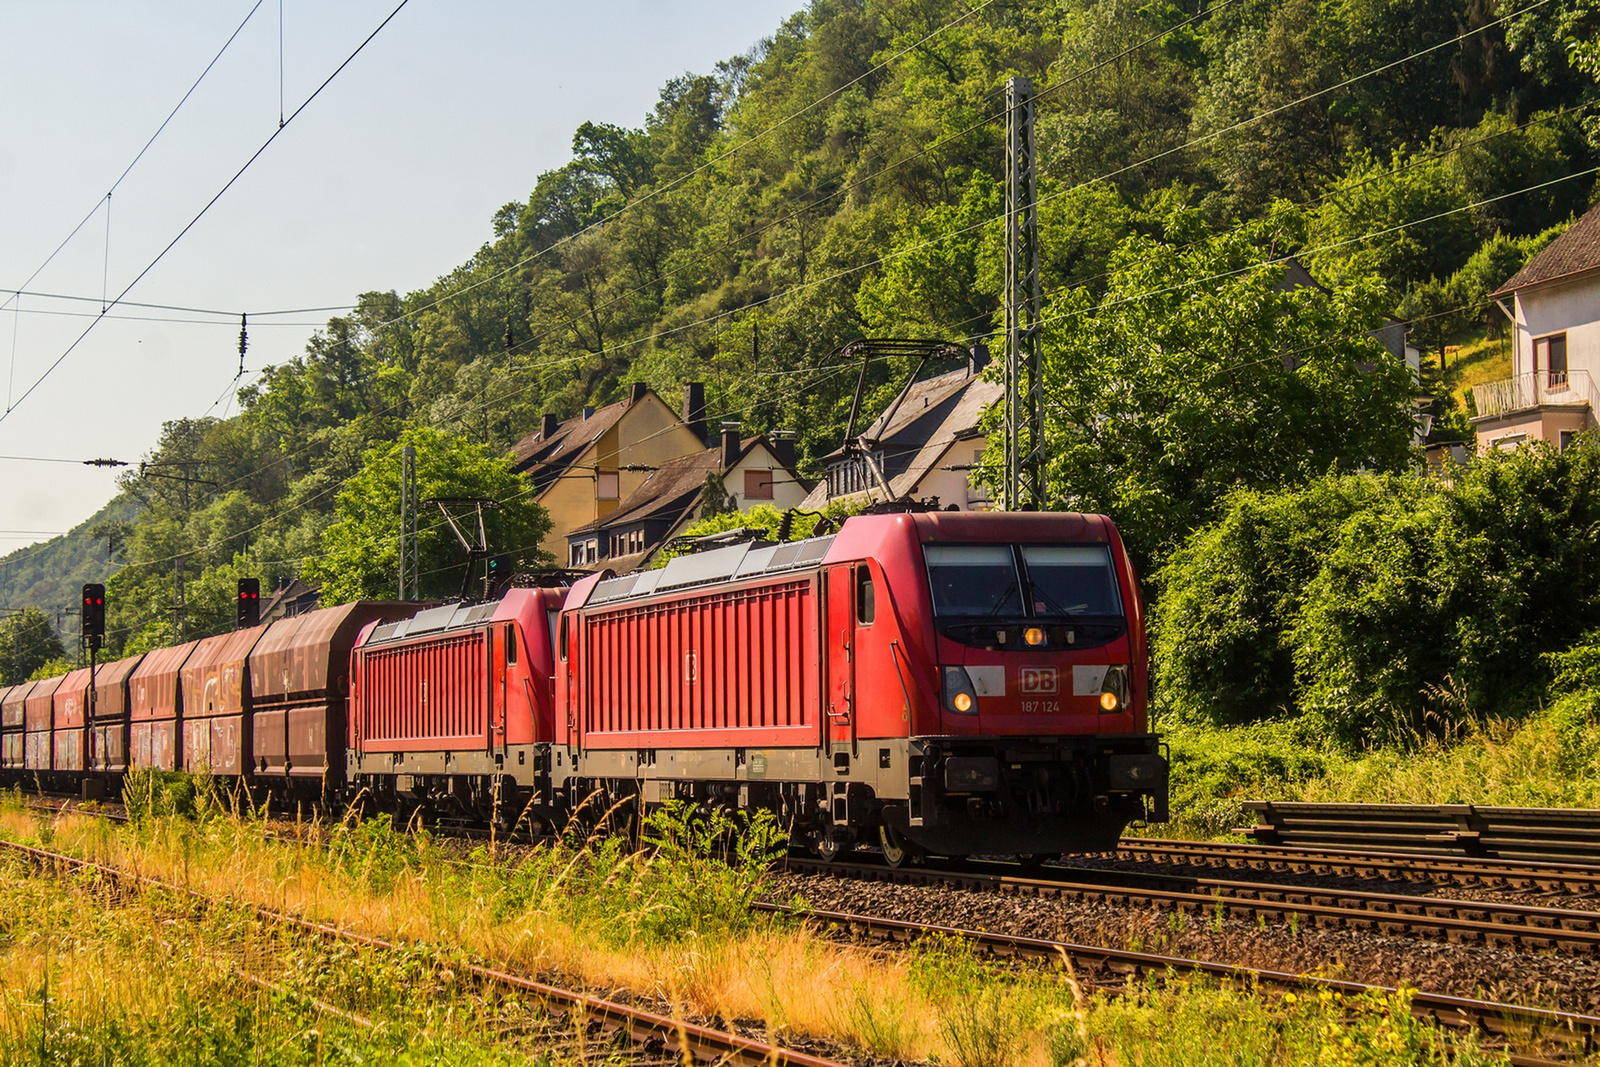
[[0, 789, 1518, 1066]]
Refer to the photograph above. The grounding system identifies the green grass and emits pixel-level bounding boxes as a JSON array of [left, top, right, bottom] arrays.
[[0, 791, 1531, 1066], [1158, 686, 1600, 840], [1436, 322, 1514, 411]]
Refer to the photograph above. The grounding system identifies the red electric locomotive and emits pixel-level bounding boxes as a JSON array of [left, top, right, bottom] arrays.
[[346, 587, 566, 824], [554, 511, 1167, 861]]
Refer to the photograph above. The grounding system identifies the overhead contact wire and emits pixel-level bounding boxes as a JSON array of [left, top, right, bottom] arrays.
[[0, 0, 412, 427]]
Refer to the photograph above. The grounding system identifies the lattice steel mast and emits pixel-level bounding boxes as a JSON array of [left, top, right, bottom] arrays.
[[1003, 75, 1045, 511]]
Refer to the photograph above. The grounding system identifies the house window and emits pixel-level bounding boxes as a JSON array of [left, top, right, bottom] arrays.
[[1560, 430, 1576, 453], [1494, 434, 1527, 452], [744, 469, 774, 500], [966, 446, 990, 504], [569, 543, 583, 566], [597, 471, 620, 499], [1535, 333, 1568, 387]]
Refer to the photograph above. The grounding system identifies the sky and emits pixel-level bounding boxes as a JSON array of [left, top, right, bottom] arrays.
[[0, 0, 799, 551]]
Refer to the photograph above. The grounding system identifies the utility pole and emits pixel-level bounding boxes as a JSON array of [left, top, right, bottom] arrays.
[[1004, 75, 1045, 511], [399, 445, 418, 599], [172, 557, 186, 643]]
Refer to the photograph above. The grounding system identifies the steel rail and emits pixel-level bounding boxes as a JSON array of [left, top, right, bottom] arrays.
[[1114, 837, 1600, 894], [757, 902, 1594, 1067], [1240, 801, 1600, 866], [0, 838, 848, 1067], [782, 855, 1600, 953]]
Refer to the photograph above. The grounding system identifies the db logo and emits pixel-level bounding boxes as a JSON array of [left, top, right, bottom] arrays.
[[1019, 667, 1058, 694]]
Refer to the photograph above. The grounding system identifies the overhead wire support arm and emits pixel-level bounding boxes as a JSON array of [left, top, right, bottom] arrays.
[[835, 337, 968, 504]]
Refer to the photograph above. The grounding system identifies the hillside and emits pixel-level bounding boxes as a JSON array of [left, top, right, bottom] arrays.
[[0, 494, 138, 637], [16, 0, 1590, 652]]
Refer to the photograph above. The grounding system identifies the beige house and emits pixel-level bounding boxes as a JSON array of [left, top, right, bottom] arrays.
[[566, 432, 809, 571], [801, 347, 1003, 512], [1474, 200, 1600, 452], [511, 383, 709, 558]]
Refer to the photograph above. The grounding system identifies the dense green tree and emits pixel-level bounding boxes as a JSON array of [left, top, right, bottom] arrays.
[[11, 0, 1597, 639], [994, 204, 1416, 570], [1155, 439, 1600, 743], [304, 428, 552, 604], [0, 608, 67, 685]]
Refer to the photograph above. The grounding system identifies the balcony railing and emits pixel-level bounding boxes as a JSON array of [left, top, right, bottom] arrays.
[[1473, 370, 1599, 420]]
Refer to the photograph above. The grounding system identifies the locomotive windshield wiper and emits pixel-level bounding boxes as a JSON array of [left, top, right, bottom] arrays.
[[1028, 583, 1086, 620], [979, 579, 1021, 624]]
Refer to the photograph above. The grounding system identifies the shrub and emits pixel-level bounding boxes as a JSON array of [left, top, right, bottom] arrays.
[[1154, 437, 1600, 745]]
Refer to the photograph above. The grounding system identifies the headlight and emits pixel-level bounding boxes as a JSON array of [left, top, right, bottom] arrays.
[[1024, 627, 1046, 646], [941, 666, 979, 715], [1100, 665, 1129, 712]]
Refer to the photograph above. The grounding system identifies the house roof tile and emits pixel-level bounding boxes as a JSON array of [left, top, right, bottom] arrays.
[[568, 437, 771, 538], [509, 398, 632, 492], [1493, 200, 1600, 296]]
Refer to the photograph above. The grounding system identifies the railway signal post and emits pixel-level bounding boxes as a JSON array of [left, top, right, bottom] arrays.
[[82, 583, 105, 798]]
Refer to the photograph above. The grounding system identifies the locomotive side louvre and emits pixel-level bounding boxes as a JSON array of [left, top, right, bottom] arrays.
[[128, 640, 200, 772]]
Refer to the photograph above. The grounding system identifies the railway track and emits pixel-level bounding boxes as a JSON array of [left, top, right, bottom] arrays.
[[1241, 802, 1600, 865], [763, 902, 1599, 1067], [17, 798, 1600, 1062], [4, 818, 1594, 1067], [0, 838, 847, 1067], [1113, 837, 1600, 895], [784, 855, 1600, 954], [28, 793, 1600, 951]]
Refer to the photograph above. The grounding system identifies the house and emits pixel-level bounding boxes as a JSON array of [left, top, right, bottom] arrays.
[[800, 346, 1004, 512], [1473, 201, 1600, 453], [510, 382, 709, 559], [565, 431, 808, 571], [1280, 259, 1418, 372], [261, 578, 319, 622]]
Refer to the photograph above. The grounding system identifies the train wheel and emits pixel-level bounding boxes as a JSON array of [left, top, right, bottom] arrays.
[[878, 825, 921, 869], [812, 829, 852, 862]]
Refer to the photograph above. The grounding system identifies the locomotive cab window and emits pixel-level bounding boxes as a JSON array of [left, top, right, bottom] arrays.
[[1020, 545, 1122, 617], [925, 545, 1022, 617], [559, 616, 569, 661], [505, 624, 517, 665], [855, 566, 875, 624]]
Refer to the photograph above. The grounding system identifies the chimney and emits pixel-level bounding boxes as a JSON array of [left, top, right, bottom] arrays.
[[629, 381, 647, 404], [582, 405, 595, 420], [541, 413, 558, 439], [684, 382, 707, 444], [771, 434, 796, 471], [968, 341, 991, 376], [721, 428, 741, 470]]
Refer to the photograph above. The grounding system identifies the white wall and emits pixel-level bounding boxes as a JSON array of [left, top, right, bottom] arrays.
[[1513, 272, 1600, 379]]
